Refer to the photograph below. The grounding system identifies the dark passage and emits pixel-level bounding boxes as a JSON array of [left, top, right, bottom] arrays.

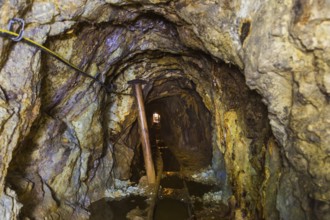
[[146, 78, 213, 173], [154, 125, 193, 220], [158, 147, 180, 172], [151, 112, 230, 220]]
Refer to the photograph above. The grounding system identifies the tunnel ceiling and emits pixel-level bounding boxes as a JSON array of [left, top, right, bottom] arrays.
[[0, 1, 330, 220]]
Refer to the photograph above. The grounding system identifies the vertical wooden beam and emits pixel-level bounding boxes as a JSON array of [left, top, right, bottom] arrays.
[[128, 79, 156, 184]]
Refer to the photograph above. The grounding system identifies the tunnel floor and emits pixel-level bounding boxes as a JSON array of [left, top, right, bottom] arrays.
[[155, 143, 231, 220], [89, 126, 231, 220]]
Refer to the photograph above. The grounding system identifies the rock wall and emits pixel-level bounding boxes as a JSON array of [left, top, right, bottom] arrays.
[[0, 0, 329, 219]]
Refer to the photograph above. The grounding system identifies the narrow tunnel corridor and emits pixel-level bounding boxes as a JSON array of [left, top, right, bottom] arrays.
[[145, 78, 213, 172], [3, 17, 275, 219], [1, 1, 329, 220], [88, 57, 273, 219]]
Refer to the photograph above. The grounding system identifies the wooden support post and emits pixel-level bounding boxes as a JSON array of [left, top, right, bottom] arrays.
[[128, 79, 156, 184]]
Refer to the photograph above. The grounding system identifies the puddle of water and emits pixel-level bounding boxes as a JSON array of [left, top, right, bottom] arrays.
[[154, 198, 190, 220], [186, 180, 216, 197], [160, 174, 184, 188], [89, 195, 147, 220]]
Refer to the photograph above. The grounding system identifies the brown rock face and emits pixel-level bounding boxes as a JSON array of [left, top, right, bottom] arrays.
[[0, 0, 329, 219]]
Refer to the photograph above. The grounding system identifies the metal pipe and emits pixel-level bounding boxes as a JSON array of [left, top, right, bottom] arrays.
[[129, 80, 156, 184]]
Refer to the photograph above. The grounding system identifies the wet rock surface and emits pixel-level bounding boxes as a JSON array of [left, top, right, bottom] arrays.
[[0, 0, 329, 219]]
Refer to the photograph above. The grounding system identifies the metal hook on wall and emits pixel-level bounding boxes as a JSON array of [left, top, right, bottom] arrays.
[[8, 18, 25, 42]]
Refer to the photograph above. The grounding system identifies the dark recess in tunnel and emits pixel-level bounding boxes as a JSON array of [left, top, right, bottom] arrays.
[[146, 82, 212, 168], [129, 78, 213, 182]]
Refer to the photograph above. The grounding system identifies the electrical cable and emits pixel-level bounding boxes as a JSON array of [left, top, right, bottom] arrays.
[[0, 18, 132, 96]]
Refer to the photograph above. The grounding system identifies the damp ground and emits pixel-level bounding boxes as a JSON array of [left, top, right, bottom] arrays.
[[89, 128, 231, 220]]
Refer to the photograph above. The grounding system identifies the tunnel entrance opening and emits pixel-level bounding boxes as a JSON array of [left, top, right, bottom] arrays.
[[152, 112, 161, 125]]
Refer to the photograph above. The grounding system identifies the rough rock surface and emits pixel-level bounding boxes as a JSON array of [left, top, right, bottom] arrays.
[[0, 188, 22, 220], [0, 0, 329, 219]]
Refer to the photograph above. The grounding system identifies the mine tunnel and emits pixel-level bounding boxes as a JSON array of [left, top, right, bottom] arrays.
[[1, 1, 329, 220], [0, 13, 299, 220]]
